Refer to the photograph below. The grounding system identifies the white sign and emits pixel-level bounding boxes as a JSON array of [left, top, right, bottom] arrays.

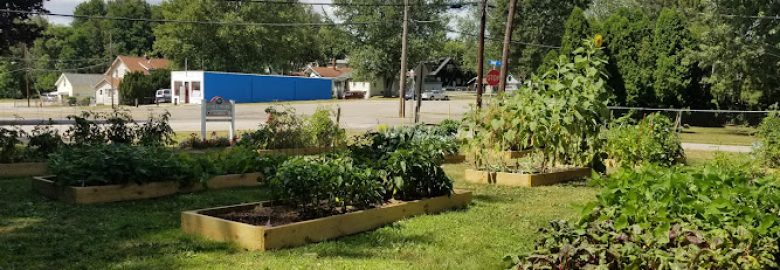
[[201, 96, 236, 140]]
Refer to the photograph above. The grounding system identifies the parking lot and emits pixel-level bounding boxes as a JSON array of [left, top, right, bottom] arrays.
[[0, 93, 478, 132]]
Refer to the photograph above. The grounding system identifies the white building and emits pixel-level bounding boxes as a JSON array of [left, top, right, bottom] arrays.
[[53, 73, 103, 103], [93, 55, 171, 105]]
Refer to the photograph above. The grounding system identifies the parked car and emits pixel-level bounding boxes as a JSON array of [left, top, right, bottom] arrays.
[[155, 89, 172, 103], [40, 92, 58, 103], [421, 90, 449, 100]]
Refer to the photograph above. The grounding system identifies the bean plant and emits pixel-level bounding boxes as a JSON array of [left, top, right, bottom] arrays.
[[603, 113, 685, 167], [238, 106, 345, 149], [508, 165, 780, 269]]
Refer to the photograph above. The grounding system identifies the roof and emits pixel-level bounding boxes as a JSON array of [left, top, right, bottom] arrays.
[[113, 56, 171, 75], [56, 73, 104, 89], [309, 67, 353, 78]]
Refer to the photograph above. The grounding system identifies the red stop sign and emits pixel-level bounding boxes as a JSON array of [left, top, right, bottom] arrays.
[[486, 69, 500, 86]]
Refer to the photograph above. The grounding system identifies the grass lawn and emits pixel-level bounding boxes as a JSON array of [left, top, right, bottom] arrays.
[[0, 163, 596, 270], [679, 126, 757, 146], [685, 150, 752, 167]]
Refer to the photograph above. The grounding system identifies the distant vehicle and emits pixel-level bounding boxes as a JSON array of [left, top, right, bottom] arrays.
[[40, 92, 58, 103], [404, 90, 416, 100], [421, 90, 449, 100], [155, 89, 172, 103]]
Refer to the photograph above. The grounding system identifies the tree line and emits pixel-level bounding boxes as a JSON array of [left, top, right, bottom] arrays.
[[1, 0, 778, 110]]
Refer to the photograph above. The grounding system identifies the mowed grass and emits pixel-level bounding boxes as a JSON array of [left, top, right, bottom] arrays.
[[679, 126, 757, 146], [685, 150, 753, 167], [0, 163, 596, 270]]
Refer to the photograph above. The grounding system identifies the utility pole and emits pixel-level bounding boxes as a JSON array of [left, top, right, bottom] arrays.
[[475, 0, 487, 109], [24, 46, 31, 108], [109, 32, 115, 109], [398, 0, 410, 118], [498, 0, 517, 93]]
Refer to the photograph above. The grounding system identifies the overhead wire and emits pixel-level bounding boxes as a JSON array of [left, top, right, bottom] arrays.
[[221, 0, 483, 7]]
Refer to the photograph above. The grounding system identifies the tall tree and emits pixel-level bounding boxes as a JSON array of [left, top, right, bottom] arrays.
[[154, 0, 321, 73], [489, 0, 590, 78], [106, 0, 154, 56], [652, 8, 693, 108], [71, 0, 108, 60], [334, 0, 448, 95], [0, 0, 47, 54], [599, 8, 656, 106], [694, 0, 780, 110], [559, 7, 592, 57]]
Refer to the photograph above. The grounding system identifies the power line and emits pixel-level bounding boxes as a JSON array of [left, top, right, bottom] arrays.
[[11, 61, 112, 73], [705, 13, 780, 21], [0, 9, 395, 27], [0, 56, 107, 64], [221, 0, 482, 8], [446, 28, 561, 49]]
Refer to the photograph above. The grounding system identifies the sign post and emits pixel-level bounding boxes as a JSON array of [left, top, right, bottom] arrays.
[[201, 96, 236, 141]]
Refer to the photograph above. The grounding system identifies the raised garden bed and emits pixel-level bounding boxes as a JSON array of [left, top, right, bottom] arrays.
[[181, 190, 473, 251], [257, 147, 332, 156], [32, 173, 263, 204], [443, 154, 466, 164], [0, 162, 48, 178], [463, 168, 591, 187]]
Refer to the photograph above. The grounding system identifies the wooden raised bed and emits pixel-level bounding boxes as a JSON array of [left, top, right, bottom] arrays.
[[0, 162, 49, 178], [463, 167, 591, 187], [257, 147, 332, 156], [443, 154, 466, 164], [32, 172, 263, 204], [181, 190, 473, 251]]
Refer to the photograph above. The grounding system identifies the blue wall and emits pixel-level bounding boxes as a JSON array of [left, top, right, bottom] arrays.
[[203, 72, 332, 103]]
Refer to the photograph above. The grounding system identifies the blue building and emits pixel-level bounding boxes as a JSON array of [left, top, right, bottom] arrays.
[[170, 71, 333, 104]]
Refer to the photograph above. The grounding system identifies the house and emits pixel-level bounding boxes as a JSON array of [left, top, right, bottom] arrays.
[[53, 73, 103, 103], [94, 55, 171, 105], [303, 66, 353, 98], [170, 71, 332, 104]]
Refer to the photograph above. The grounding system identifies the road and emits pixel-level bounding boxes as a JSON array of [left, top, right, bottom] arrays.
[[0, 96, 476, 132], [681, 143, 753, 153]]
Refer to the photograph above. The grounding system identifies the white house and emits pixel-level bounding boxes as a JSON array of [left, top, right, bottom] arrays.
[[94, 55, 171, 105], [303, 66, 353, 98], [53, 73, 103, 103]]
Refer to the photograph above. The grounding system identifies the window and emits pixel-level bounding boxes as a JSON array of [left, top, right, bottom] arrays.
[[192, 81, 202, 97], [99, 90, 103, 95]]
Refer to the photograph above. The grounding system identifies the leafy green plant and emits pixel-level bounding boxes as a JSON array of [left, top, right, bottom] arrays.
[[270, 156, 384, 218], [306, 106, 346, 148], [507, 165, 780, 269], [137, 111, 175, 147], [0, 126, 24, 163], [179, 132, 231, 149], [49, 144, 198, 187], [756, 115, 780, 168], [66, 111, 106, 145], [603, 113, 685, 167], [464, 40, 610, 173], [104, 110, 137, 144], [25, 123, 64, 160], [384, 140, 453, 201]]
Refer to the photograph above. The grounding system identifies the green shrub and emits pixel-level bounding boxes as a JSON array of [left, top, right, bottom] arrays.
[[306, 107, 346, 148], [49, 144, 197, 187], [67, 97, 77, 106], [349, 125, 458, 165], [137, 111, 175, 147], [507, 165, 780, 269], [25, 124, 64, 160], [270, 156, 384, 218], [756, 115, 780, 168], [384, 140, 453, 201], [238, 106, 309, 149], [178, 133, 231, 149], [104, 111, 137, 144], [66, 111, 106, 145], [604, 113, 684, 167], [0, 126, 23, 163], [436, 119, 461, 136]]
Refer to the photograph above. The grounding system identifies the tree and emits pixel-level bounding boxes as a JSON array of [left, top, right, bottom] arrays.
[[0, 0, 46, 54], [106, 0, 154, 56], [71, 0, 108, 60], [0, 61, 22, 98], [154, 0, 321, 73], [652, 8, 692, 108], [119, 71, 151, 104], [489, 0, 590, 77], [599, 8, 656, 106], [560, 7, 592, 57], [334, 0, 448, 95], [693, 0, 780, 110]]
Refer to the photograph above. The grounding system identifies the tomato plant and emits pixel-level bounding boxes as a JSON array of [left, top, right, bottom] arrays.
[[603, 113, 685, 167]]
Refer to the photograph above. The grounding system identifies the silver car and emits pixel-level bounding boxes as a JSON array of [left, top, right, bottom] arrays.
[[421, 90, 449, 100]]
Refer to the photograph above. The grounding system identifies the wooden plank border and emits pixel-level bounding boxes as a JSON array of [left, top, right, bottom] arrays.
[[0, 162, 48, 178], [463, 168, 591, 187], [181, 190, 472, 251], [32, 173, 263, 204]]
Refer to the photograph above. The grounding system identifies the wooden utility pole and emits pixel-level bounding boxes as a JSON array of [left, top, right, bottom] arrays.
[[24, 46, 31, 108], [475, 0, 487, 109], [398, 0, 410, 118], [498, 0, 517, 93]]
